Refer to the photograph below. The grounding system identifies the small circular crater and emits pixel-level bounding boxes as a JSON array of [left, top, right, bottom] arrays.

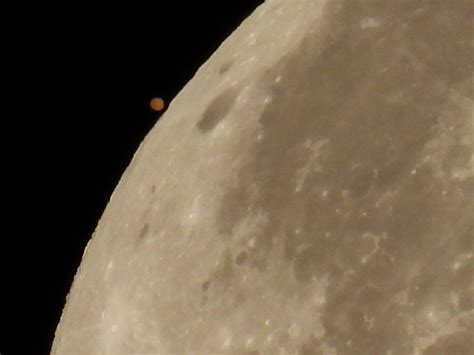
[[139, 223, 149, 239], [202, 280, 211, 291], [235, 251, 248, 265], [196, 87, 239, 132], [218, 60, 233, 75]]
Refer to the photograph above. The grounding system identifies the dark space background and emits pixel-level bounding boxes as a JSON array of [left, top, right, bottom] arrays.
[[3, 1, 263, 354]]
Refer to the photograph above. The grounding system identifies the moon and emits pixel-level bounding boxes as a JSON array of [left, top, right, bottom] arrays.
[[52, 1, 474, 354]]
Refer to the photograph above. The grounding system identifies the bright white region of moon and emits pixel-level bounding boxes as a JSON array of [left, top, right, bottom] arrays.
[[52, 1, 473, 354]]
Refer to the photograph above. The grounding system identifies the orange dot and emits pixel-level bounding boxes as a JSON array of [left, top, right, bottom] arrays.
[[150, 97, 165, 111]]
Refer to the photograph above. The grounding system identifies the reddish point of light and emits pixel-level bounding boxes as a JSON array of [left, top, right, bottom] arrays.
[[150, 97, 165, 111]]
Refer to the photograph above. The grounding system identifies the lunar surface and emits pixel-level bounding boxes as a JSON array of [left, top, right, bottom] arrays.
[[53, 1, 473, 354]]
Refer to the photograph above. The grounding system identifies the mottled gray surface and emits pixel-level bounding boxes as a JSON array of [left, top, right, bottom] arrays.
[[52, 0, 474, 354]]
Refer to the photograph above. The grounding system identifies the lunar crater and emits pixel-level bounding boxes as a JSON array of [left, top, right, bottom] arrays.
[[196, 87, 240, 132]]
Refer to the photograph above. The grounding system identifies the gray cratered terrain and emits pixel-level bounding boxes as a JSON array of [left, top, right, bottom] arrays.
[[52, 0, 474, 354]]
